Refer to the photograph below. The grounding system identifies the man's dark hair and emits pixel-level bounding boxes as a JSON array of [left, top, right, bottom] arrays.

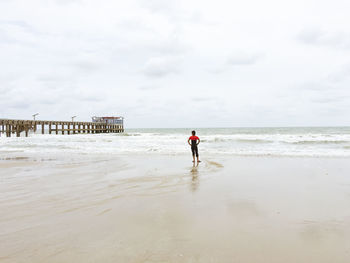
[[192, 130, 196, 135]]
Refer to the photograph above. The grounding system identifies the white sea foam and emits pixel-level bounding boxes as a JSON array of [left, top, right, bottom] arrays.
[[1, 127, 350, 157]]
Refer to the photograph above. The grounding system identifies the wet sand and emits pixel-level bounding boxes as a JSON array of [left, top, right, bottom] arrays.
[[1, 153, 350, 262]]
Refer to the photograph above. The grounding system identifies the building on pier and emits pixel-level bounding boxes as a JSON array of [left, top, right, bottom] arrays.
[[92, 116, 124, 125]]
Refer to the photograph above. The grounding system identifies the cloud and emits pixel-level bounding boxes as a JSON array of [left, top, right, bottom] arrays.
[[9, 102, 31, 109], [54, 0, 83, 5], [286, 78, 350, 110], [297, 64, 350, 98], [326, 64, 350, 83], [0, 19, 44, 47], [191, 97, 218, 102], [0, 20, 32, 30], [299, 82, 331, 91], [226, 53, 263, 66], [297, 29, 350, 50], [142, 56, 181, 77], [139, 0, 177, 15], [73, 60, 101, 73], [310, 95, 349, 104], [37, 74, 69, 83], [145, 40, 189, 56], [139, 85, 161, 90], [208, 52, 263, 74], [297, 29, 324, 44]]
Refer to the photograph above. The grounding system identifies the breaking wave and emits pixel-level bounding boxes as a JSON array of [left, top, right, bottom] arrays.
[[1, 127, 350, 157]]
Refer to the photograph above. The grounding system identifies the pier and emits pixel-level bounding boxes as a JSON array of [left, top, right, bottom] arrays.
[[0, 119, 124, 137]]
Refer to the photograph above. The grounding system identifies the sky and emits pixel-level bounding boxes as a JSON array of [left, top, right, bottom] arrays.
[[1, 0, 350, 128]]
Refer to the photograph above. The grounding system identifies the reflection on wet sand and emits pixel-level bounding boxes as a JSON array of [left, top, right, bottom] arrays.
[[205, 160, 224, 169], [190, 162, 199, 192]]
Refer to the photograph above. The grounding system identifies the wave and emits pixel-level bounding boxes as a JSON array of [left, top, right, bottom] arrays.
[[235, 138, 274, 144], [201, 137, 274, 143], [198, 136, 350, 145], [115, 133, 141, 137], [288, 140, 350, 145], [1, 129, 350, 157]]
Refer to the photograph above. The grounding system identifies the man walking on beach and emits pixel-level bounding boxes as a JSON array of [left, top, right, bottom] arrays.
[[188, 130, 201, 163]]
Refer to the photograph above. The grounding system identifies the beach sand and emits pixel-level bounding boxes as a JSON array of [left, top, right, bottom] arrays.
[[1, 153, 350, 262]]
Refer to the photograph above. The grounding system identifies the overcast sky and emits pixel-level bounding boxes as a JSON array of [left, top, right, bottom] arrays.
[[1, 0, 350, 128]]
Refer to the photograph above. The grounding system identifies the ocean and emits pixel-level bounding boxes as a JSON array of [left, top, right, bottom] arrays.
[[1, 127, 350, 157]]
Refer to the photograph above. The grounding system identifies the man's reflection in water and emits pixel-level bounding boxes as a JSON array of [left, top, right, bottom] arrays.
[[190, 162, 199, 192]]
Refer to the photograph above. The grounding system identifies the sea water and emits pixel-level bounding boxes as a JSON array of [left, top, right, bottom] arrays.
[[1, 127, 350, 157]]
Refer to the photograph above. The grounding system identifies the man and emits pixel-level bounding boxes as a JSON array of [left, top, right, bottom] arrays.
[[188, 130, 201, 163]]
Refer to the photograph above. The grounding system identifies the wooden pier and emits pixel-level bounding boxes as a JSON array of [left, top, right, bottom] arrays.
[[0, 119, 124, 137]]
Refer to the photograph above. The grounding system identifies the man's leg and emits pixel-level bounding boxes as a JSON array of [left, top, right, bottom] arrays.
[[196, 148, 200, 163]]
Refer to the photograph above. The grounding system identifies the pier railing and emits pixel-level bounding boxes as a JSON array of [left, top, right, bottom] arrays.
[[0, 119, 124, 137]]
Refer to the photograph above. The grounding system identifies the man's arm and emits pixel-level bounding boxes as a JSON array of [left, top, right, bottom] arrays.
[[188, 138, 191, 146], [197, 138, 200, 145]]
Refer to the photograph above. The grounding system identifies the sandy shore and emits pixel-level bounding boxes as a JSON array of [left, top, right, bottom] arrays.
[[1, 152, 350, 262]]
